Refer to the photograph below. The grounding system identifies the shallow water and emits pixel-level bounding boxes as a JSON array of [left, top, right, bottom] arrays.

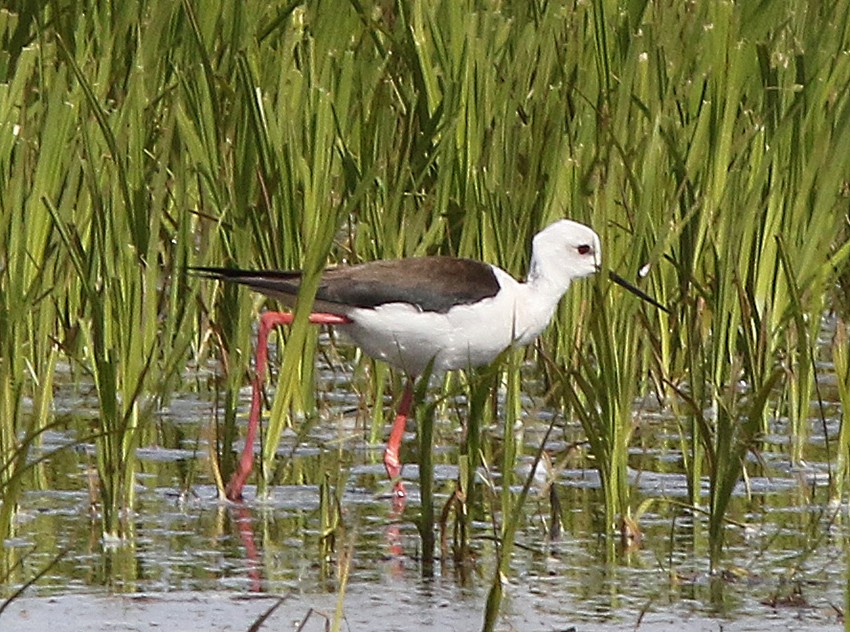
[[2, 350, 847, 631]]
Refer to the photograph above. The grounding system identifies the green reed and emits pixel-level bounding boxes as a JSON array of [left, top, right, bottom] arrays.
[[482, 347, 556, 632], [835, 324, 850, 499], [416, 382, 437, 575], [448, 364, 499, 563], [0, 21, 64, 544], [538, 0, 850, 569], [318, 471, 343, 580], [2, 2, 197, 539]]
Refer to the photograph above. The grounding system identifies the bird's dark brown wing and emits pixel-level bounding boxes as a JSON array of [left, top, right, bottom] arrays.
[[320, 257, 500, 313], [192, 257, 501, 314]]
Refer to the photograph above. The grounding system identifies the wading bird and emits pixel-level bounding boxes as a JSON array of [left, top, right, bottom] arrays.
[[196, 220, 664, 502]]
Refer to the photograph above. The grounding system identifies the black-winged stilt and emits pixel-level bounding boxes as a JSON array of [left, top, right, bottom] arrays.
[[196, 219, 659, 501]]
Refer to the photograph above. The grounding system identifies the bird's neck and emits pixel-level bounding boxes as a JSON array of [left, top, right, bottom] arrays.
[[511, 265, 573, 346], [525, 255, 574, 298]]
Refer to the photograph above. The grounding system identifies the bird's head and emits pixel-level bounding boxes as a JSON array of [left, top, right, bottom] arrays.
[[531, 219, 601, 287]]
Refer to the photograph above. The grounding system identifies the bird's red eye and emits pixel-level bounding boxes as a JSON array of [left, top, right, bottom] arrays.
[[577, 244, 592, 255]]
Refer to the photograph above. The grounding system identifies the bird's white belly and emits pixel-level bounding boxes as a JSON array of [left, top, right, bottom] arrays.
[[342, 281, 551, 375]]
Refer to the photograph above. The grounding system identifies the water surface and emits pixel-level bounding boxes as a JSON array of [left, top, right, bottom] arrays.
[[2, 352, 846, 631]]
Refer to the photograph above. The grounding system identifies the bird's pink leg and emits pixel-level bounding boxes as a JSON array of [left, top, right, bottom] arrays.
[[385, 379, 415, 560], [384, 378, 415, 506], [225, 310, 350, 501]]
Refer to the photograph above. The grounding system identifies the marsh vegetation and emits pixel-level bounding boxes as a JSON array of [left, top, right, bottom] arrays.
[[1, 1, 849, 630]]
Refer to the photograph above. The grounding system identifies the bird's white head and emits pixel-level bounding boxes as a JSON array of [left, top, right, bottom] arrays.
[[527, 219, 601, 291]]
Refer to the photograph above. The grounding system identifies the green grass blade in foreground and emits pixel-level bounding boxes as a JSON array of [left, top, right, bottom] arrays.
[[482, 351, 557, 632], [0, 547, 70, 619], [558, 278, 644, 547], [259, 133, 347, 495], [0, 39, 69, 545], [833, 323, 850, 499], [416, 375, 437, 576]]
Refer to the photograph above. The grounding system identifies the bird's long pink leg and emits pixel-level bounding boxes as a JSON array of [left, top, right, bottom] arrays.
[[225, 310, 350, 501], [384, 378, 415, 505]]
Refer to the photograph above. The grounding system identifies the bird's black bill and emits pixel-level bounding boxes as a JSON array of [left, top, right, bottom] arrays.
[[608, 270, 670, 314]]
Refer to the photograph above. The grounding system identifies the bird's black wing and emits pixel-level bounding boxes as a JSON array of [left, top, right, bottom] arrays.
[[191, 257, 501, 314], [319, 257, 500, 313]]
